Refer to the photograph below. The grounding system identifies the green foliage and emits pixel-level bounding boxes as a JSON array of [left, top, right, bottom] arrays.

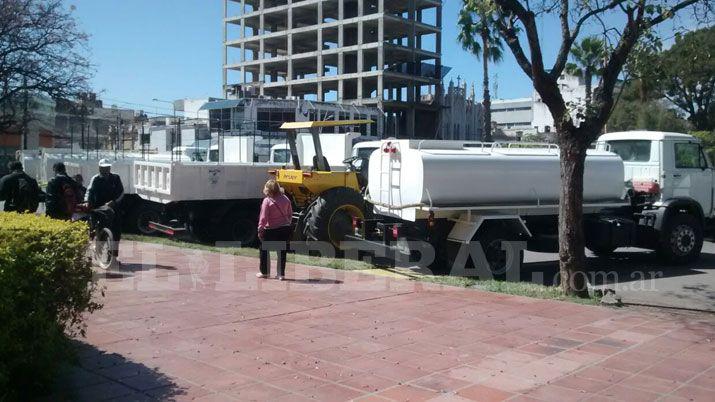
[[565, 37, 606, 78], [659, 27, 715, 130], [0, 213, 101, 399], [608, 81, 690, 133], [457, 0, 504, 62], [690, 130, 715, 162]]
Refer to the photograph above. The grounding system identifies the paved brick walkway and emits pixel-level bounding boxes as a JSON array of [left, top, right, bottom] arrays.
[[52, 241, 715, 401]]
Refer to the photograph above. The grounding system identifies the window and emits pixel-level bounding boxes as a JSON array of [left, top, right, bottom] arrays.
[[675, 142, 707, 169], [607, 140, 651, 162], [356, 147, 378, 159], [273, 149, 291, 163]]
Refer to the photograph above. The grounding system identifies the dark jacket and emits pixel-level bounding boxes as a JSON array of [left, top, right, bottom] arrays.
[[0, 170, 42, 212], [86, 173, 124, 209], [46, 173, 82, 219]]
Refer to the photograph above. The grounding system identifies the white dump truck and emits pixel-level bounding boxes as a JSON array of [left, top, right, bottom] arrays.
[[135, 132, 379, 243], [346, 131, 712, 273]]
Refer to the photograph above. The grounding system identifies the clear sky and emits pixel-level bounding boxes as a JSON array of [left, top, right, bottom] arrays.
[[68, 0, 699, 115]]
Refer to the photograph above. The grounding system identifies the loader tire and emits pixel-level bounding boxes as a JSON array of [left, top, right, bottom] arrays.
[[306, 187, 365, 249]]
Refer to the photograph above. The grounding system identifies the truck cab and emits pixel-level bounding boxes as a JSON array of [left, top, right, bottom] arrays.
[[596, 131, 714, 218]]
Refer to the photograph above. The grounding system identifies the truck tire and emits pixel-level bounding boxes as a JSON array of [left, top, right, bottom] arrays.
[[658, 213, 703, 265], [221, 211, 258, 246], [127, 202, 162, 235], [587, 245, 617, 257], [477, 224, 524, 279], [306, 187, 365, 249]]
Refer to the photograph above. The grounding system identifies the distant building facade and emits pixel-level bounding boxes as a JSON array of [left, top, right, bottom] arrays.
[[440, 79, 483, 141], [490, 73, 589, 140], [223, 0, 444, 139]]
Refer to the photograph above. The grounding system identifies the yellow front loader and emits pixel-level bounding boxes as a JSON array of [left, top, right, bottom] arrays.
[[273, 120, 373, 248]]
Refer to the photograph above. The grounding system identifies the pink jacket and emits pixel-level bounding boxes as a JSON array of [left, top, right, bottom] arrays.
[[258, 194, 293, 234]]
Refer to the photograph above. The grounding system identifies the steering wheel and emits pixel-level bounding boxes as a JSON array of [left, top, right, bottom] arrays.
[[343, 156, 363, 172]]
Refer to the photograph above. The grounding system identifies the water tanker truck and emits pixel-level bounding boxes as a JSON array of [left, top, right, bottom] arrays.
[[344, 131, 712, 274]]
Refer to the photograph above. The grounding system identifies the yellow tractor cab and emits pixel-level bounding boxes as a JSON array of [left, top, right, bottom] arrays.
[[272, 120, 373, 248]]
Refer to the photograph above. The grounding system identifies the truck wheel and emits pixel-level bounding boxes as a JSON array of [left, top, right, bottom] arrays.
[[658, 213, 703, 265], [306, 187, 365, 249], [130, 203, 162, 235], [222, 212, 258, 246], [477, 225, 523, 278], [587, 245, 617, 257]]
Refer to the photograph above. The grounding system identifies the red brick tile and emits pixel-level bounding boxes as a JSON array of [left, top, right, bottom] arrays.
[[479, 374, 539, 393], [576, 366, 630, 384], [618, 374, 682, 394], [339, 372, 397, 393], [411, 373, 471, 392], [301, 383, 365, 400], [444, 365, 497, 383], [271, 372, 329, 392], [641, 365, 699, 383], [224, 382, 289, 400], [553, 375, 612, 393], [575, 342, 621, 356], [598, 384, 661, 402], [672, 385, 714, 401], [377, 384, 440, 402], [526, 384, 594, 402], [689, 368, 715, 390], [519, 343, 566, 356], [457, 384, 514, 401]]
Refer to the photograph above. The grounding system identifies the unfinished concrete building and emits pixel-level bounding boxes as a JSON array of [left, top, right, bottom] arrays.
[[223, 0, 443, 138]]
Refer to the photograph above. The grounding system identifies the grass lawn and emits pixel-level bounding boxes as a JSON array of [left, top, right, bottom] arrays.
[[124, 234, 599, 305]]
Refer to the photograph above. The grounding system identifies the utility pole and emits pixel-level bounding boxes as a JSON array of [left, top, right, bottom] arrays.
[[116, 115, 121, 159]]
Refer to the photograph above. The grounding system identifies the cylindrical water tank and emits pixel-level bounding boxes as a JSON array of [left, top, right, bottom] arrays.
[[368, 141, 624, 208]]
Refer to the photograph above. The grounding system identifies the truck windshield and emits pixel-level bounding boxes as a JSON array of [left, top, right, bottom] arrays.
[[355, 147, 378, 159], [273, 149, 291, 163], [607, 140, 651, 162]]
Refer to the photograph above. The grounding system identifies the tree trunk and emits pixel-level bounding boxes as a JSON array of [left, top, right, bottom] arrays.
[[690, 110, 710, 131], [558, 135, 590, 297], [481, 28, 492, 142]]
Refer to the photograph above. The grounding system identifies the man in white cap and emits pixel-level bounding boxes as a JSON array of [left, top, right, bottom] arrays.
[[86, 159, 125, 244]]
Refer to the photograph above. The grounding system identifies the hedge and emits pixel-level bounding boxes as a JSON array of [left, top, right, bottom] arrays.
[[0, 212, 102, 399]]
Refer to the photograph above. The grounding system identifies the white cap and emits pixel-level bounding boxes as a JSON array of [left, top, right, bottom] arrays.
[[98, 158, 112, 168]]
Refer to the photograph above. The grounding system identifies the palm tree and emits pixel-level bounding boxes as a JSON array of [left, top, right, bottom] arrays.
[[566, 37, 606, 107], [457, 2, 503, 142]]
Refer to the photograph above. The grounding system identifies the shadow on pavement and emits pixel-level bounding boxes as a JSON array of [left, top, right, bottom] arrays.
[[523, 250, 715, 287], [95, 263, 177, 279], [47, 341, 182, 401]]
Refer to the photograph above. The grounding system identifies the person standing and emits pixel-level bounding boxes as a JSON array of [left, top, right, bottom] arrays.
[[86, 159, 124, 243], [257, 180, 293, 280], [45, 162, 81, 220], [73, 174, 87, 202], [0, 161, 41, 213]]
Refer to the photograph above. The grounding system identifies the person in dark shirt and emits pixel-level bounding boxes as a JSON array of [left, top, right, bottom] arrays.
[[0, 161, 42, 213], [73, 174, 87, 201], [85, 159, 124, 243], [46, 162, 82, 220]]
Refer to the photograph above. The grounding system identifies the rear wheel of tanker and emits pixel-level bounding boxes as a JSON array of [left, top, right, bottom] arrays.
[[587, 245, 617, 257], [658, 213, 703, 265], [306, 187, 365, 250], [477, 225, 523, 279]]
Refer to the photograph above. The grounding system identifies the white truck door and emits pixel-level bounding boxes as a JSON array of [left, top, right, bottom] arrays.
[[664, 140, 714, 215]]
